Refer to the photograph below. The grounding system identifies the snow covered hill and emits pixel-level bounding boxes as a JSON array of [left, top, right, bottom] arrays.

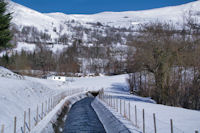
[[47, 1, 200, 28], [8, 1, 68, 40], [9, 0, 200, 30], [6, 0, 200, 52]]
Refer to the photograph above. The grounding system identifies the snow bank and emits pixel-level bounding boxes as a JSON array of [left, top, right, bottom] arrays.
[[31, 92, 88, 133], [0, 66, 24, 79], [92, 98, 141, 133], [100, 91, 200, 133], [0, 67, 82, 133]]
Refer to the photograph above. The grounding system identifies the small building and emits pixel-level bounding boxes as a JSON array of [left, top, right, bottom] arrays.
[[47, 75, 67, 82]]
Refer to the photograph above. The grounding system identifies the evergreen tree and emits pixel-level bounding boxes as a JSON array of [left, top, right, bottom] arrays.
[[0, 0, 12, 51]]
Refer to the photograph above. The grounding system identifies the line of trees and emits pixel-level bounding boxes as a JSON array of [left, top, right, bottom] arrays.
[[127, 18, 200, 110], [0, 39, 128, 76]]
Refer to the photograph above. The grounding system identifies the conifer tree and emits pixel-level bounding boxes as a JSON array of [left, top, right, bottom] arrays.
[[0, 0, 12, 51]]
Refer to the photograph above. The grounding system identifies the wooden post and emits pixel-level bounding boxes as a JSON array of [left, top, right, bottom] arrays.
[[49, 98, 50, 112], [28, 108, 31, 131], [170, 119, 173, 133], [24, 111, 26, 133], [115, 98, 117, 110], [153, 113, 157, 133], [110, 95, 111, 106], [46, 100, 47, 115], [143, 109, 145, 133], [117, 99, 118, 112], [36, 105, 38, 125], [110, 96, 112, 107], [120, 99, 122, 114], [50, 98, 52, 110], [47, 99, 49, 112], [52, 98, 53, 109], [129, 102, 130, 120], [113, 97, 115, 108], [124, 100, 126, 117], [14, 117, 17, 133], [135, 105, 137, 127], [42, 103, 44, 119], [1, 124, 4, 133], [107, 95, 109, 105]]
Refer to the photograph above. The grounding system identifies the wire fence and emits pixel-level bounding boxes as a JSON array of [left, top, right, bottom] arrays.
[[98, 90, 199, 133], [0, 88, 83, 133]]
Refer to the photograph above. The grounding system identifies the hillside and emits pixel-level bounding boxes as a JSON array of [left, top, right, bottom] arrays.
[[6, 0, 200, 52]]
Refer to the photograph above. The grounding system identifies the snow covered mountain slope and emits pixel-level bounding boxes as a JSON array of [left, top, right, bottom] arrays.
[[2, 0, 200, 58], [47, 1, 200, 28], [8, 1, 68, 39], [8, 0, 200, 37]]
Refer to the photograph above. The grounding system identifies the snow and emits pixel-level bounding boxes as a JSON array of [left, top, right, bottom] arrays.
[[0, 67, 81, 133], [47, 44, 68, 53], [46, 1, 200, 28], [31, 92, 88, 133], [0, 66, 24, 79], [101, 87, 200, 133], [92, 97, 141, 133], [8, 1, 68, 39], [2, 0, 200, 55], [67, 74, 129, 91], [0, 67, 199, 133], [0, 42, 68, 57], [14, 42, 36, 52]]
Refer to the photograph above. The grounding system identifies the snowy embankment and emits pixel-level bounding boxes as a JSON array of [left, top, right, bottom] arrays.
[[1, 67, 199, 133], [0, 66, 128, 133], [92, 97, 141, 133], [0, 67, 85, 133], [100, 90, 200, 133], [31, 92, 88, 133]]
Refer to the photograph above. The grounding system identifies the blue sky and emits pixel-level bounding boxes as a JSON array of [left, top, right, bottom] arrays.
[[12, 0, 196, 14]]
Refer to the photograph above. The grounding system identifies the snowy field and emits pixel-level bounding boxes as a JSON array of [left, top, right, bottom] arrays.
[[0, 67, 199, 133], [102, 85, 200, 133], [0, 67, 83, 133]]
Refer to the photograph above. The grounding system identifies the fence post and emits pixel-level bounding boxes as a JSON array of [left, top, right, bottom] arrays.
[[120, 99, 122, 114], [1, 124, 4, 133], [110, 96, 112, 106], [42, 103, 44, 119], [135, 105, 137, 127], [49, 98, 51, 112], [49, 98, 50, 112], [110, 95, 111, 106], [46, 100, 47, 115], [153, 113, 157, 133], [14, 116, 17, 133], [108, 95, 109, 105], [24, 111, 26, 133], [50, 98, 52, 110], [143, 109, 145, 133], [36, 105, 38, 125], [129, 102, 130, 120], [116, 98, 118, 111], [170, 119, 173, 133], [113, 97, 115, 108], [124, 100, 126, 117], [28, 108, 31, 131], [52, 98, 53, 109]]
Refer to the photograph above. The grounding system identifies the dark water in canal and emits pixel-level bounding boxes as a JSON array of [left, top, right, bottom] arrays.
[[63, 97, 106, 133]]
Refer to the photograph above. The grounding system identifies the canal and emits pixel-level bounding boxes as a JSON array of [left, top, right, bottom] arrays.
[[63, 97, 106, 133]]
